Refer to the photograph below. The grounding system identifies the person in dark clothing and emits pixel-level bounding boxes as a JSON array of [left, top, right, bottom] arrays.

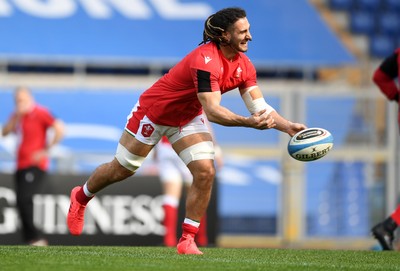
[[371, 48, 400, 250]]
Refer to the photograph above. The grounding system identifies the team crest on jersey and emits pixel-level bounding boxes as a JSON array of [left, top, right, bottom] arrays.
[[235, 66, 243, 78], [141, 124, 154, 137]]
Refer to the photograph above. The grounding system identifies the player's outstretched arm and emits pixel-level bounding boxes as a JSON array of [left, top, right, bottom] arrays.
[[239, 86, 306, 136], [198, 91, 275, 130], [268, 110, 306, 137]]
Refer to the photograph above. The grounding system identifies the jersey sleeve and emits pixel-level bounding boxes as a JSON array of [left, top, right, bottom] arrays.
[[190, 51, 221, 93], [39, 107, 56, 128], [239, 56, 257, 90], [373, 51, 399, 102], [379, 51, 398, 78]]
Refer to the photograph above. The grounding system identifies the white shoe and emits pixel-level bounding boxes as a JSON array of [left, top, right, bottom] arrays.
[[29, 239, 48, 246]]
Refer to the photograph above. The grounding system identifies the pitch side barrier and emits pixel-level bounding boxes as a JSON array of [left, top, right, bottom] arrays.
[[0, 173, 218, 246]]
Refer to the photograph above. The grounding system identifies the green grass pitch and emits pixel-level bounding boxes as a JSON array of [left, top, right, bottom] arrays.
[[1, 246, 400, 271]]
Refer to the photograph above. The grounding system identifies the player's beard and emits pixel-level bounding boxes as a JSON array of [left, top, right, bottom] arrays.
[[228, 39, 250, 53]]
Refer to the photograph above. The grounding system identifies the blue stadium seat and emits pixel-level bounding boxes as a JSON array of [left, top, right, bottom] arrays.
[[356, 0, 382, 11], [369, 35, 396, 58], [330, 0, 354, 11], [385, 0, 400, 12], [349, 11, 376, 35], [377, 12, 400, 35]]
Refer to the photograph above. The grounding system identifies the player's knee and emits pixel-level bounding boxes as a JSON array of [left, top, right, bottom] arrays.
[[94, 160, 134, 185], [197, 165, 215, 181], [190, 164, 215, 193], [111, 160, 135, 181], [178, 141, 215, 166], [114, 143, 146, 173]]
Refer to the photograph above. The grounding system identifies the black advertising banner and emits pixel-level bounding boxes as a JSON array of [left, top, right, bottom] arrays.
[[0, 173, 218, 246]]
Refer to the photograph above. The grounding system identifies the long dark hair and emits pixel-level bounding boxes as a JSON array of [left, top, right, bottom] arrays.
[[199, 7, 247, 45]]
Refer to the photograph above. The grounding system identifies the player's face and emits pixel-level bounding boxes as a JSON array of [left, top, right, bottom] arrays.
[[226, 17, 252, 53], [14, 89, 34, 115]]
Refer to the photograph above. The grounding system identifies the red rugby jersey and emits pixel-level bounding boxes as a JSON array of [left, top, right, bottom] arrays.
[[13, 105, 56, 170], [138, 42, 257, 126]]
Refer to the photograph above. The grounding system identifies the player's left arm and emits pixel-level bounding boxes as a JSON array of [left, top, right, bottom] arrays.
[[198, 90, 274, 130], [32, 118, 65, 163], [47, 119, 65, 150], [239, 86, 306, 137], [1, 114, 19, 137], [269, 111, 306, 137]]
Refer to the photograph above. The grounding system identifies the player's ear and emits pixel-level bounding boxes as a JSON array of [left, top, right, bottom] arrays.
[[221, 31, 230, 43]]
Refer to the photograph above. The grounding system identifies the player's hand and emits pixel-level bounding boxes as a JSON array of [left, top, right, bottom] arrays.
[[31, 149, 48, 164], [287, 122, 307, 137], [248, 110, 276, 130]]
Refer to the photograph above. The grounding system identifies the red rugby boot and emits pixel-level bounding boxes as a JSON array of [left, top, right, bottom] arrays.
[[177, 235, 203, 255], [67, 186, 87, 236]]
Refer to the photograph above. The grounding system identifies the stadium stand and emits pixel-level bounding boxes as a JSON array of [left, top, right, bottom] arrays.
[[349, 10, 376, 36], [370, 34, 397, 58], [378, 12, 400, 36], [329, 0, 354, 10], [0, 0, 354, 80], [328, 0, 400, 58], [387, 0, 400, 11]]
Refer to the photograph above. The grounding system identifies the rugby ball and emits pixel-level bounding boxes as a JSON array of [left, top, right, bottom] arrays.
[[287, 128, 333, 162]]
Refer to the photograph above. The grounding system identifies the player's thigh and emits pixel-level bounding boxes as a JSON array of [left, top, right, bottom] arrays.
[[168, 113, 211, 154], [171, 132, 213, 154], [114, 131, 154, 173], [119, 130, 153, 157]]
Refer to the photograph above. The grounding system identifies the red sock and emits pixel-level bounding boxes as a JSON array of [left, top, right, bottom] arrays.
[[75, 186, 93, 206], [196, 215, 208, 246], [163, 205, 178, 246], [181, 222, 199, 240], [391, 205, 400, 225]]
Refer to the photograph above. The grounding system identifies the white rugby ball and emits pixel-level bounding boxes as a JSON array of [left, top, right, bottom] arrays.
[[287, 127, 333, 162]]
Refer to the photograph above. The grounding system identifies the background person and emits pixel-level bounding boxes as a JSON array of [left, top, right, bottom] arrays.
[[67, 7, 306, 255], [371, 47, 400, 251], [2, 87, 64, 246]]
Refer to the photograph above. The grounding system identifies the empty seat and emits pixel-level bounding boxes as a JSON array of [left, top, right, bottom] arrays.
[[356, 0, 382, 11], [385, 0, 400, 12], [378, 12, 400, 35], [330, 0, 354, 11], [369, 35, 396, 58], [350, 11, 376, 35]]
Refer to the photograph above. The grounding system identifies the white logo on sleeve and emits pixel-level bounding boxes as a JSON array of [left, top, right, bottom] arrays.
[[204, 56, 212, 64]]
